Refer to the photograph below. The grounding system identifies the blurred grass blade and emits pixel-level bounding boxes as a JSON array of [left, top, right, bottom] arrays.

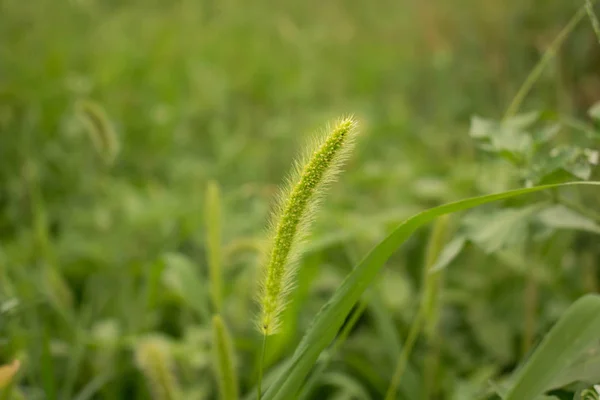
[[205, 181, 223, 312], [422, 215, 450, 335], [422, 217, 450, 399], [503, 4, 587, 120], [505, 294, 600, 400], [72, 374, 114, 400], [297, 297, 371, 400], [586, 0, 600, 44], [41, 327, 57, 400], [262, 181, 600, 400], [321, 371, 371, 400], [212, 315, 239, 400]]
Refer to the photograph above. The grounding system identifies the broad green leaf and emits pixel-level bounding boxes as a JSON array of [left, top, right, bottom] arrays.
[[534, 124, 561, 145], [470, 112, 538, 140], [529, 145, 595, 184], [469, 115, 495, 139], [262, 181, 600, 400], [549, 345, 600, 389], [577, 388, 600, 400], [469, 113, 536, 162], [505, 112, 541, 131], [464, 204, 542, 253], [505, 294, 600, 400], [537, 205, 600, 234], [588, 101, 600, 120]]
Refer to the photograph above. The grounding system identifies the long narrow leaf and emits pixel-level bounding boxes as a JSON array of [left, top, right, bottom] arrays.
[[262, 181, 600, 400], [505, 294, 600, 400]]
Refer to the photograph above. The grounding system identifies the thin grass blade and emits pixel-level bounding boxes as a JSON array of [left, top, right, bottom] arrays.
[[212, 315, 239, 400], [205, 180, 223, 312]]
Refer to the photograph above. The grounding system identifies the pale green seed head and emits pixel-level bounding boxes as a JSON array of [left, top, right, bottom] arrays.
[[76, 100, 120, 165], [258, 116, 359, 335], [134, 335, 182, 400]]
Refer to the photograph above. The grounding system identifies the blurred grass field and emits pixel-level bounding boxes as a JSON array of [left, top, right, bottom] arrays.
[[2, 0, 600, 399]]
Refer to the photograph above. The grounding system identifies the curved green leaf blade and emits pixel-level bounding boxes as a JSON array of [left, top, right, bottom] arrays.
[[505, 294, 600, 400], [262, 181, 600, 400]]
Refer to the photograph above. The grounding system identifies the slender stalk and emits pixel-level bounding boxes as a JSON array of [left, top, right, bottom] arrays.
[[257, 334, 267, 400], [385, 216, 450, 400], [212, 315, 239, 400], [503, 5, 587, 120], [522, 273, 539, 357], [503, 3, 600, 227], [586, 0, 600, 43], [385, 312, 425, 400], [422, 337, 440, 400], [205, 180, 224, 312]]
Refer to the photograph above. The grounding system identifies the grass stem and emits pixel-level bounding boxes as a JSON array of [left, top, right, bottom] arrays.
[[586, 0, 600, 43], [384, 312, 424, 400], [503, 5, 588, 120], [385, 216, 450, 400], [257, 334, 267, 400]]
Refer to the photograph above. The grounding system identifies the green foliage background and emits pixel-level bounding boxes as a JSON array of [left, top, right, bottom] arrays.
[[1, 0, 600, 399]]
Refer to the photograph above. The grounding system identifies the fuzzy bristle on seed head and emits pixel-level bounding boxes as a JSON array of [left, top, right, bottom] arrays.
[[257, 116, 359, 335]]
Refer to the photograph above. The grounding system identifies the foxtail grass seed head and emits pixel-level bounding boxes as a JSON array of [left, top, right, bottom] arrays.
[[76, 100, 120, 165], [257, 116, 359, 335], [135, 336, 182, 400]]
